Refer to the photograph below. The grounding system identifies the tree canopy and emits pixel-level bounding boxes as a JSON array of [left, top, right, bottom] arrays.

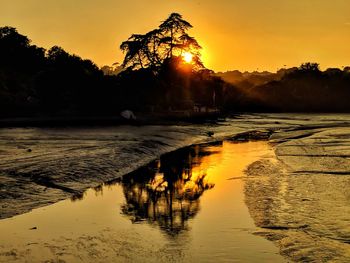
[[120, 13, 204, 71], [1, 25, 350, 118]]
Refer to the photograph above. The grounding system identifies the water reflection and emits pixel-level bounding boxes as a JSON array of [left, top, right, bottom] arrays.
[[71, 184, 105, 201], [118, 143, 220, 235], [0, 141, 286, 262]]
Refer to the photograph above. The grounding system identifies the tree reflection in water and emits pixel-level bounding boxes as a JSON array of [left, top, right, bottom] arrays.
[[120, 144, 219, 235]]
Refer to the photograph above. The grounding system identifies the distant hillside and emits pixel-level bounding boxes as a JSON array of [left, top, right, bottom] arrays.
[[216, 64, 350, 112], [215, 68, 298, 88]]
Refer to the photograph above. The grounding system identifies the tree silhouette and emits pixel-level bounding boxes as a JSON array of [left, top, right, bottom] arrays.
[[299, 62, 320, 72], [119, 145, 215, 235], [0, 26, 45, 72], [120, 13, 204, 71], [0, 26, 30, 47]]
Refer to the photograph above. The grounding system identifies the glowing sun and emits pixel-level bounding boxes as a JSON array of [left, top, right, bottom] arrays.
[[182, 52, 193, 63]]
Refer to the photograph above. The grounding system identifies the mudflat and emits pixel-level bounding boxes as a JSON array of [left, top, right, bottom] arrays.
[[0, 113, 350, 262]]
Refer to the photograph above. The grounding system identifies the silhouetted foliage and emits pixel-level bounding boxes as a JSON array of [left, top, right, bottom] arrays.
[[299, 62, 320, 72], [1, 22, 350, 119], [120, 13, 204, 72], [116, 13, 222, 112], [0, 27, 133, 117], [119, 144, 215, 235], [0, 21, 223, 118], [218, 63, 350, 112], [0, 27, 46, 116]]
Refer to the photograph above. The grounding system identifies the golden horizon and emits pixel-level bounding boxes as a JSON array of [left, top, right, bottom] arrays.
[[1, 0, 350, 72]]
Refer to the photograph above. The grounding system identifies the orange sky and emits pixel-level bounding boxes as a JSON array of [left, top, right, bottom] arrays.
[[1, 0, 350, 72]]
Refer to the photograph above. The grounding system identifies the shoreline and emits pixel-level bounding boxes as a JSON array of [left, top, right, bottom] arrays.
[[0, 140, 287, 263], [0, 122, 238, 220], [1, 113, 350, 220], [0, 112, 223, 128], [2, 111, 350, 128], [1, 113, 350, 261], [0, 128, 266, 220], [0, 127, 273, 220]]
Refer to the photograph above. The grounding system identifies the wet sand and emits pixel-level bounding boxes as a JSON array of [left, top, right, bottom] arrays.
[[245, 125, 350, 262], [1, 113, 350, 262], [0, 124, 237, 219], [0, 141, 286, 262]]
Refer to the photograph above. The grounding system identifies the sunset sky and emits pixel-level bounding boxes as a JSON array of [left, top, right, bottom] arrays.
[[1, 0, 350, 72]]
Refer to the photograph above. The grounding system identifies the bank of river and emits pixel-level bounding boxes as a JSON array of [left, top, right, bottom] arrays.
[[0, 141, 287, 262], [1, 113, 350, 262]]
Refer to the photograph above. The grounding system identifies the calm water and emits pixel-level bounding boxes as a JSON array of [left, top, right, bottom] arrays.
[[0, 141, 286, 262]]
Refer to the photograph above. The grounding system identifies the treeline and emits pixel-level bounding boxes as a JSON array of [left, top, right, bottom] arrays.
[[1, 25, 350, 118], [0, 26, 227, 118], [0, 26, 106, 117], [217, 63, 350, 112]]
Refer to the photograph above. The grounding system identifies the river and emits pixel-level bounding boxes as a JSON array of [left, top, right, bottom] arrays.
[[0, 113, 350, 262]]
